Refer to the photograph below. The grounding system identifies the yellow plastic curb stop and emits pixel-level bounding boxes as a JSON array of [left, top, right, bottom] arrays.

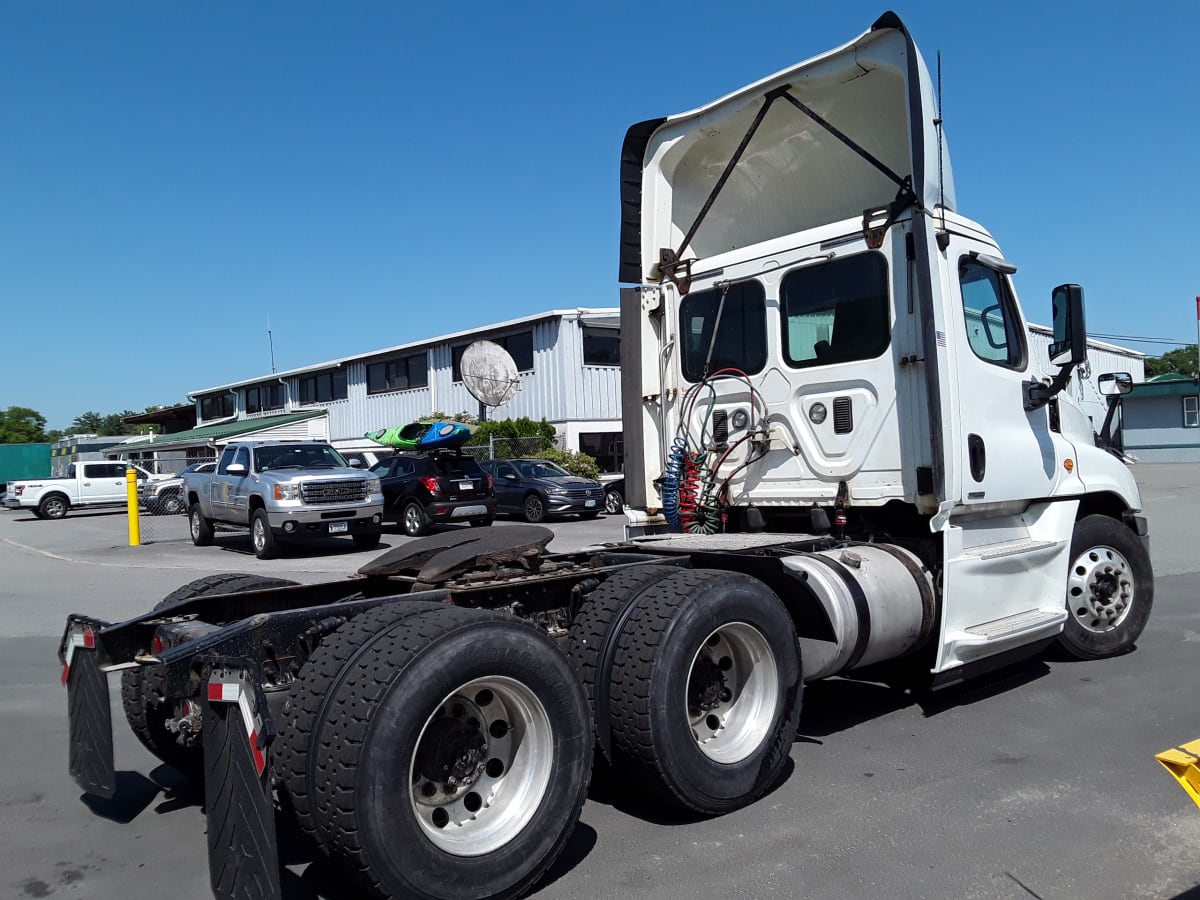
[[1156, 738, 1200, 809]]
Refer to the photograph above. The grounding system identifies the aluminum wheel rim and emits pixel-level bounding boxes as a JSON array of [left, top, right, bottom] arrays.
[[525, 497, 543, 520], [404, 505, 423, 535], [685, 622, 778, 764], [252, 518, 266, 552], [605, 493, 621, 514], [190, 510, 201, 539], [1068, 543, 1134, 633], [45, 498, 65, 517], [410, 675, 553, 856]]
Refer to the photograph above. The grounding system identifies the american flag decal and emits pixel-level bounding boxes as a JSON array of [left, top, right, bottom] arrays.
[[935, 330, 947, 348]]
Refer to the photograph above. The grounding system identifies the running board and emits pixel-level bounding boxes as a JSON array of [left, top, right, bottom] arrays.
[[943, 608, 1067, 664], [959, 538, 1057, 561]]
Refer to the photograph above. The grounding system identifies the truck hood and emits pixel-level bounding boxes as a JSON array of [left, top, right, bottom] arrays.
[[619, 11, 955, 283]]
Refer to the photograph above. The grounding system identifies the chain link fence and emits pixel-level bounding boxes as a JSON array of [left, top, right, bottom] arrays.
[[460, 434, 567, 461], [123, 454, 215, 545]]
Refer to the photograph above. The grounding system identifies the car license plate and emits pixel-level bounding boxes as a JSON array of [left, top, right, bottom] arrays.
[[328, 521, 348, 534], [456, 481, 473, 491], [585, 499, 596, 508]]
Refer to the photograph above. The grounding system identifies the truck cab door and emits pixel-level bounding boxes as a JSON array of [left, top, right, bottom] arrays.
[[78, 462, 125, 504], [943, 240, 1066, 505]]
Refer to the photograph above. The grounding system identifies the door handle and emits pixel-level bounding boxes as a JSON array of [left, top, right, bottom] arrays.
[[967, 433, 986, 482]]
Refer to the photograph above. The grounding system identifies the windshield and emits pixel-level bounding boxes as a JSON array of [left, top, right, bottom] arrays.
[[516, 460, 570, 478], [254, 445, 348, 471]]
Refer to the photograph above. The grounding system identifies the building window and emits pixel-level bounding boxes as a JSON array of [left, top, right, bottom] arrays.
[[579, 431, 623, 473], [781, 253, 890, 368], [245, 381, 285, 414], [453, 331, 535, 381], [680, 281, 766, 382], [199, 394, 234, 420], [299, 369, 348, 403], [1185, 395, 1199, 428], [367, 353, 429, 394], [583, 327, 621, 366]]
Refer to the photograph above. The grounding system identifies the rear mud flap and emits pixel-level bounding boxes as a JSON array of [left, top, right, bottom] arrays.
[[62, 617, 115, 799], [203, 657, 282, 900]]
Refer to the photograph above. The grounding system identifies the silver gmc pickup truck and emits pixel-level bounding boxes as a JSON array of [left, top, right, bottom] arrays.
[[182, 440, 384, 558]]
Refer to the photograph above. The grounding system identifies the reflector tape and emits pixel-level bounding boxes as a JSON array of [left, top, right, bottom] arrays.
[[207, 675, 267, 775], [61, 629, 96, 686]]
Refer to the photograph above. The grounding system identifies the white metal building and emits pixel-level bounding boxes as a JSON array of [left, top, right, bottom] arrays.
[[185, 308, 626, 471]]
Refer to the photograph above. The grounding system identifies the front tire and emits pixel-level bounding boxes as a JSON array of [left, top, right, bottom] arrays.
[[605, 488, 624, 515], [39, 494, 68, 519], [311, 607, 592, 900], [189, 504, 214, 546], [1056, 514, 1153, 660], [606, 568, 802, 815], [522, 493, 547, 524], [251, 508, 278, 559], [160, 492, 184, 516]]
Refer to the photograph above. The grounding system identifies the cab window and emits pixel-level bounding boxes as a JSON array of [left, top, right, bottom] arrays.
[[679, 281, 766, 381], [780, 253, 890, 367], [959, 260, 1027, 369]]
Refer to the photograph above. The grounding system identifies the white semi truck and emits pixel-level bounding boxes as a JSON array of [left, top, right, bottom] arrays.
[[58, 13, 1151, 900]]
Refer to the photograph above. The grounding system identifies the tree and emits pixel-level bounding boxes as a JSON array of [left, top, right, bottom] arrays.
[[70, 411, 106, 434], [1143, 345, 1198, 380], [0, 406, 48, 444]]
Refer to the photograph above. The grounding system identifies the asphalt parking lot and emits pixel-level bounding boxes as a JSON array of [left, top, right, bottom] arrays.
[[1, 469, 1198, 900]]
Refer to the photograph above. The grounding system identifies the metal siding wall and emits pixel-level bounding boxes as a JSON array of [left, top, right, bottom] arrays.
[[1121, 394, 1200, 461]]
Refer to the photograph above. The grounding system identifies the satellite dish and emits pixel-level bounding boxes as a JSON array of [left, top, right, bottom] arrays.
[[460, 340, 520, 408]]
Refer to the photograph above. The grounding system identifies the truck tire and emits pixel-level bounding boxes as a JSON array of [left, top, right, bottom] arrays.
[[522, 493, 547, 524], [189, 503, 214, 546], [565, 564, 681, 729], [251, 508, 278, 559], [311, 606, 591, 900], [275, 601, 449, 838], [121, 574, 298, 776], [606, 568, 802, 815], [402, 501, 429, 537], [352, 530, 382, 551], [160, 492, 184, 516], [39, 493, 69, 519], [1056, 514, 1154, 660]]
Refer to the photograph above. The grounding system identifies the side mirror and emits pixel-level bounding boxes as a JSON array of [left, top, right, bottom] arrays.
[[1049, 284, 1087, 368], [347, 458, 363, 467], [1098, 372, 1133, 396], [226, 463, 247, 476]]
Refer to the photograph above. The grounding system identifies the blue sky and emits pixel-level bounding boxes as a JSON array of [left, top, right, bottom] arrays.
[[3, 1, 1197, 430]]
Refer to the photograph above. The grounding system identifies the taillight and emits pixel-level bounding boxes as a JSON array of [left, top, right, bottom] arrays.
[[152, 633, 165, 655], [420, 476, 440, 494]]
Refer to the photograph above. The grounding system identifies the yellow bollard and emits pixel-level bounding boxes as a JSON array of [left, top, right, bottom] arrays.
[[126, 468, 141, 547], [1155, 739, 1200, 810]]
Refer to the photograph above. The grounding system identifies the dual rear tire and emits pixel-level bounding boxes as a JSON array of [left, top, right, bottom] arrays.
[[278, 604, 592, 900], [567, 566, 802, 815]]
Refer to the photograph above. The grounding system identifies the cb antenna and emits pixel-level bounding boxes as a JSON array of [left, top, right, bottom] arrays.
[[934, 50, 948, 248], [268, 316, 277, 373]]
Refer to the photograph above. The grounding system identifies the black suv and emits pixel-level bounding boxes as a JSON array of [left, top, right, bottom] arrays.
[[369, 452, 496, 537], [478, 458, 604, 523]]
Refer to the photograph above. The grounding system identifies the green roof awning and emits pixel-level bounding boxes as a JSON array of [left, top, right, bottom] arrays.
[[136, 410, 327, 451]]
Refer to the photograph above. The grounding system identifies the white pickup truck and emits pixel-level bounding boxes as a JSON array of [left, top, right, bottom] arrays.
[[5, 460, 162, 519]]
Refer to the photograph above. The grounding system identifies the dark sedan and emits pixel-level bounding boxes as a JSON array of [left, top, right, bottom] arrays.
[[478, 458, 604, 523]]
